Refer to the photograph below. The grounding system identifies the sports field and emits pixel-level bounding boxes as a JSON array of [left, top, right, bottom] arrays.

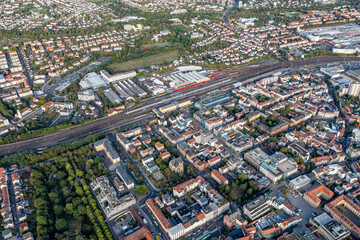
[[172, 24, 188, 31], [108, 50, 179, 73]]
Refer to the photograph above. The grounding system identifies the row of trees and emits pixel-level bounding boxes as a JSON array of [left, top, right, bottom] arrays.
[[0, 133, 105, 166], [0, 121, 75, 145]]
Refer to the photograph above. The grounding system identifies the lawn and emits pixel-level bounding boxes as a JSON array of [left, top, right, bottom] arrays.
[[68, 219, 82, 236], [144, 42, 172, 49], [172, 24, 188, 31], [108, 50, 179, 73], [87, 0, 101, 2], [30, 8, 43, 12]]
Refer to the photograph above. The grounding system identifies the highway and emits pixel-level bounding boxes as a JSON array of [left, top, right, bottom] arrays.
[[0, 56, 359, 157]]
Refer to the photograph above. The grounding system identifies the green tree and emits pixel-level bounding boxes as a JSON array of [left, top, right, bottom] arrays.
[[165, 140, 171, 148], [54, 205, 64, 216], [135, 185, 149, 196], [281, 188, 290, 195], [55, 218, 68, 232], [36, 215, 48, 226], [237, 173, 248, 183]]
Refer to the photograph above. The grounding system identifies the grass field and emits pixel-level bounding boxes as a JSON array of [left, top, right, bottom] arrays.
[[30, 8, 43, 12], [87, 0, 101, 2], [144, 42, 172, 48], [108, 50, 179, 73], [172, 24, 188, 31]]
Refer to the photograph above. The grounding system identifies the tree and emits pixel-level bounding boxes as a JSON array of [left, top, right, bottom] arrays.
[[78, 205, 87, 215], [135, 185, 149, 196], [281, 188, 290, 195], [165, 140, 171, 148], [237, 173, 248, 183], [36, 215, 48, 226], [55, 218, 68, 232], [65, 203, 74, 215], [223, 225, 229, 235], [81, 223, 93, 235], [186, 166, 193, 176], [54, 205, 64, 216], [239, 183, 248, 193]]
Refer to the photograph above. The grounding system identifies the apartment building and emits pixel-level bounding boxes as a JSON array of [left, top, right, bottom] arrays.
[[90, 176, 136, 220], [94, 138, 120, 163], [243, 196, 270, 221]]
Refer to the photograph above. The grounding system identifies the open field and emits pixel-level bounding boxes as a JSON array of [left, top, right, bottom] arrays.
[[108, 50, 179, 73]]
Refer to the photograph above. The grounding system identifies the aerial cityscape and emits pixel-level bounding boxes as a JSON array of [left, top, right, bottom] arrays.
[[0, 0, 360, 240]]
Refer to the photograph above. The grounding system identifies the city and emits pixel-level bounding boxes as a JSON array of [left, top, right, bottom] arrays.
[[0, 0, 359, 240]]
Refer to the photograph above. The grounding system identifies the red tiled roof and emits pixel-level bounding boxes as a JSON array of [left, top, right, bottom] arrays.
[[325, 195, 360, 236], [211, 170, 228, 184], [304, 185, 333, 204], [122, 227, 155, 240], [146, 199, 171, 229]]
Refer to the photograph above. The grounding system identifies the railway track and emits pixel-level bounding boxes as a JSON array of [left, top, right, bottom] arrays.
[[0, 56, 359, 156]]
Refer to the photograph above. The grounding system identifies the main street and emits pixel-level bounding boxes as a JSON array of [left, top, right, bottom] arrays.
[[0, 56, 359, 157]]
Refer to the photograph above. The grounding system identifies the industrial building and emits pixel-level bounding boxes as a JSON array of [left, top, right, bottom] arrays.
[[79, 72, 107, 90], [300, 24, 360, 42], [331, 35, 360, 54], [158, 99, 192, 114], [103, 88, 122, 104], [195, 92, 231, 109], [165, 70, 209, 89], [78, 90, 96, 102], [113, 79, 147, 101], [100, 70, 137, 83]]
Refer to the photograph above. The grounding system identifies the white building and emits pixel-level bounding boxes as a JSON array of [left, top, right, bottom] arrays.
[[124, 24, 142, 31], [79, 72, 107, 90], [289, 175, 311, 190], [348, 82, 360, 97], [78, 90, 96, 101], [90, 176, 136, 220], [100, 70, 137, 83]]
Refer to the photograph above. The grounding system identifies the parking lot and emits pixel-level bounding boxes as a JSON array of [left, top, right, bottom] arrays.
[[50, 60, 103, 93], [110, 213, 134, 237], [285, 189, 323, 224]]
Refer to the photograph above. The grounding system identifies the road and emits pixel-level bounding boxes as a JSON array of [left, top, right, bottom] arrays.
[[7, 175, 20, 237], [0, 56, 359, 157]]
